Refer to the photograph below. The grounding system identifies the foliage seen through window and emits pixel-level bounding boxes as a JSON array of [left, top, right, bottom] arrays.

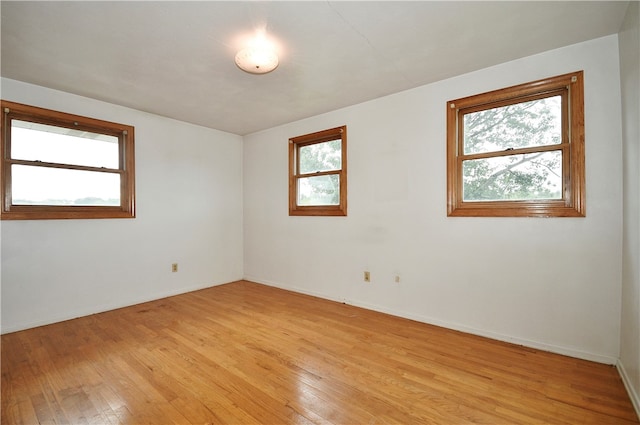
[[446, 72, 585, 217], [289, 126, 347, 216]]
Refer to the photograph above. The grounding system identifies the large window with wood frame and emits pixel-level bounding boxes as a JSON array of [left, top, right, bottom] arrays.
[[289, 125, 347, 216], [446, 71, 585, 217], [1, 100, 135, 220]]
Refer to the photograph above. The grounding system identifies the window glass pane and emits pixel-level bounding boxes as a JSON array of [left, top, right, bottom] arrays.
[[299, 139, 342, 174], [463, 95, 562, 155], [11, 120, 119, 168], [297, 175, 340, 206], [12, 165, 120, 206], [462, 150, 562, 201]]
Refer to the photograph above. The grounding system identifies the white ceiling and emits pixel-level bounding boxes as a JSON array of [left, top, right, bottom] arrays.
[[1, 1, 630, 136]]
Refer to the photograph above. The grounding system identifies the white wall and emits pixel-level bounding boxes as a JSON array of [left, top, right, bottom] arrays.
[[619, 0, 640, 414], [244, 35, 623, 363], [1, 79, 244, 333]]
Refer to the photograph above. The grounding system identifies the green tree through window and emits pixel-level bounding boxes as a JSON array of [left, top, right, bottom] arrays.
[[298, 139, 342, 205], [289, 126, 347, 216], [462, 96, 562, 201], [447, 72, 585, 217]]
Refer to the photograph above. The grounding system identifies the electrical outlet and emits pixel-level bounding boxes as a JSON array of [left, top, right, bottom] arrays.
[[364, 271, 370, 282], [172, 263, 178, 273]]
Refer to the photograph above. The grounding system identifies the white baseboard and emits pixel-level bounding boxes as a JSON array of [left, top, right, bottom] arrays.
[[618, 359, 640, 420], [244, 276, 618, 365]]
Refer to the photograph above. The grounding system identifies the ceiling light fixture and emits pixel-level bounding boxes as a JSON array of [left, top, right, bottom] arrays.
[[235, 31, 279, 75]]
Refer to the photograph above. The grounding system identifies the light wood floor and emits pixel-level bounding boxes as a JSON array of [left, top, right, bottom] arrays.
[[2, 280, 638, 424]]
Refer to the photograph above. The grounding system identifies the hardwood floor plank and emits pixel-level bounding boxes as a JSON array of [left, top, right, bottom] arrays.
[[2, 280, 638, 424]]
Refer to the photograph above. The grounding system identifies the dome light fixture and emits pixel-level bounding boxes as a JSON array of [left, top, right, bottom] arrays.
[[235, 31, 279, 74]]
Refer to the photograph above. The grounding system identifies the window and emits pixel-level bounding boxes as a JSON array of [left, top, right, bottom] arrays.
[[289, 125, 347, 216], [1, 100, 135, 220], [446, 71, 585, 217]]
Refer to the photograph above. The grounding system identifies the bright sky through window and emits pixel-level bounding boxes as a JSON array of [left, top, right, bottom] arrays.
[[11, 124, 120, 205], [2, 100, 135, 220]]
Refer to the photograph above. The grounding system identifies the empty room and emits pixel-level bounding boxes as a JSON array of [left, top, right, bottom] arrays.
[[1, 1, 639, 424]]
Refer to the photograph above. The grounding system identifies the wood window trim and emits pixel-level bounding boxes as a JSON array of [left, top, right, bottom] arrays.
[[289, 125, 347, 216], [1, 100, 135, 220], [446, 71, 585, 218]]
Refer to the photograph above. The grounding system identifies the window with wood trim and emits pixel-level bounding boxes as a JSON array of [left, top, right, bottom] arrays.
[[289, 125, 347, 216], [447, 71, 585, 217], [1, 100, 135, 220]]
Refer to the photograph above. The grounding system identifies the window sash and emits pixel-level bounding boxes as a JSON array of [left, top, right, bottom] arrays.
[[11, 119, 120, 169], [297, 138, 342, 174], [458, 89, 567, 154], [460, 150, 564, 202], [11, 164, 122, 206], [296, 173, 341, 206]]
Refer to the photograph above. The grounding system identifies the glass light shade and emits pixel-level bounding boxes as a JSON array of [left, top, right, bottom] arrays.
[[235, 47, 279, 74]]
